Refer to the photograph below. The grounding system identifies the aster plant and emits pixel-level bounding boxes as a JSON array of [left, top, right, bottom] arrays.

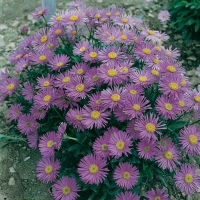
[[1, 1, 200, 199]]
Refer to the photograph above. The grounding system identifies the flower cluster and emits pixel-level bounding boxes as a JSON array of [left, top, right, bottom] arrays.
[[1, 1, 200, 199]]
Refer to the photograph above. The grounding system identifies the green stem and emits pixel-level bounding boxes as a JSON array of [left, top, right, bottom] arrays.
[[51, 106, 64, 121], [190, 119, 200, 125], [42, 15, 48, 26]]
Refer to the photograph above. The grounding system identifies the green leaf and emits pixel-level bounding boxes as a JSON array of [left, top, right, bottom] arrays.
[[159, 175, 168, 187], [88, 192, 97, 200], [168, 120, 186, 131], [195, 20, 200, 32], [68, 144, 82, 151]]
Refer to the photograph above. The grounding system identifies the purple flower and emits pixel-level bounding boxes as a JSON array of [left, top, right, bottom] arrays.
[[30, 106, 47, 120], [113, 106, 129, 122], [78, 154, 109, 185], [126, 120, 140, 139], [36, 157, 60, 183], [36, 74, 55, 90], [49, 11, 65, 26], [116, 191, 139, 200], [158, 10, 170, 23], [68, 0, 86, 9], [174, 164, 200, 195], [82, 47, 99, 63], [62, 10, 85, 26], [88, 92, 104, 109], [20, 26, 29, 34], [124, 83, 144, 97], [156, 136, 174, 150], [27, 132, 38, 149], [16, 59, 30, 72], [73, 41, 91, 55], [8, 104, 23, 121], [32, 6, 49, 19], [49, 24, 64, 38], [85, 68, 101, 87], [145, 188, 169, 200], [70, 63, 88, 76], [108, 130, 132, 158], [185, 89, 200, 111], [52, 176, 80, 200], [22, 82, 35, 101], [54, 72, 71, 89], [113, 162, 139, 189], [164, 45, 180, 60], [30, 49, 53, 65], [113, 14, 135, 27], [9, 49, 24, 63]]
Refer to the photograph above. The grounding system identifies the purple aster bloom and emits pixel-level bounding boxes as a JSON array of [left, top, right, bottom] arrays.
[[36, 74, 55, 90], [39, 131, 59, 157], [185, 89, 200, 111], [20, 25, 28, 34], [158, 10, 170, 23], [103, 126, 120, 138], [78, 154, 109, 185], [49, 54, 70, 72], [126, 120, 140, 139], [67, 75, 92, 100], [113, 162, 139, 189], [32, 6, 49, 19], [9, 104, 23, 121], [156, 95, 181, 120], [117, 28, 134, 44], [118, 61, 133, 82], [22, 82, 35, 101], [66, 108, 85, 132], [62, 10, 85, 26], [157, 136, 174, 150], [36, 157, 60, 183], [137, 140, 157, 160], [82, 47, 99, 63], [46, 37, 60, 51], [0, 67, 9, 80], [82, 106, 109, 129], [30, 49, 53, 65], [17, 114, 38, 135], [73, 40, 91, 55], [18, 36, 34, 49], [124, 83, 144, 98], [49, 24, 64, 38], [174, 163, 200, 195], [89, 93, 106, 111], [141, 28, 160, 43], [145, 55, 162, 71], [27, 131, 38, 149], [93, 134, 110, 159], [85, 68, 101, 87], [164, 45, 180, 60], [52, 176, 80, 200], [146, 188, 169, 200], [113, 14, 135, 27], [49, 11, 65, 26], [116, 191, 139, 200], [156, 31, 170, 42], [33, 87, 57, 109], [155, 144, 181, 171], [109, 7, 126, 19], [100, 87, 126, 110], [108, 130, 132, 158], [179, 125, 200, 156], [123, 95, 151, 119], [70, 63, 88, 76], [9, 49, 25, 63], [113, 106, 129, 122], [68, 0, 86, 9], [56, 122, 67, 149], [30, 106, 47, 120], [16, 58, 30, 72], [54, 72, 71, 89]]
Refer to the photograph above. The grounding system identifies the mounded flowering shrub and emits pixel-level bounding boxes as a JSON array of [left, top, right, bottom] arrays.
[[1, 1, 200, 199]]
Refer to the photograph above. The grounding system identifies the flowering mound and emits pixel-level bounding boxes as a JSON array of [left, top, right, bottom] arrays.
[[1, 1, 200, 199]]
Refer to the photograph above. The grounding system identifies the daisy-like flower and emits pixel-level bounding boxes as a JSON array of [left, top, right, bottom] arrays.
[[49, 24, 64, 38], [36, 74, 55, 90], [123, 95, 151, 119], [116, 191, 139, 200], [32, 6, 49, 20], [93, 134, 110, 158], [113, 106, 130, 122], [124, 83, 144, 98], [88, 92, 104, 109], [82, 47, 99, 63], [66, 108, 85, 132], [98, 46, 125, 64], [9, 49, 25, 63], [146, 56, 162, 71], [52, 176, 80, 200], [108, 130, 132, 158], [156, 95, 181, 120], [164, 45, 180, 60], [100, 87, 126, 110], [113, 14, 135, 27], [16, 58, 30, 72], [17, 114, 38, 135], [49, 54, 70, 72], [34, 87, 57, 109], [85, 68, 101, 87], [22, 82, 35, 101], [113, 162, 139, 189], [67, 75, 92, 100], [49, 11, 65, 26], [30, 106, 47, 120], [103, 126, 119, 138], [137, 140, 157, 160], [155, 145, 181, 171], [185, 89, 200, 111], [82, 106, 110, 129], [78, 154, 109, 185], [157, 136, 174, 150], [158, 10, 170, 23], [8, 104, 23, 121], [179, 125, 200, 156], [68, 0, 86, 9], [145, 188, 169, 200], [141, 28, 160, 43], [73, 41, 91, 55], [36, 157, 60, 183], [27, 132, 38, 149], [30, 49, 53, 65], [54, 71, 71, 89], [126, 120, 140, 139], [62, 10, 85, 26], [70, 63, 88, 76], [39, 131, 59, 157], [174, 163, 200, 195]]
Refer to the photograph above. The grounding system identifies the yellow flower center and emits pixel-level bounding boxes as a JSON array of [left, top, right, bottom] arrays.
[[188, 135, 198, 145], [26, 122, 31, 127], [121, 35, 127, 40], [184, 174, 193, 184], [7, 83, 15, 91], [166, 50, 172, 57], [142, 48, 151, 55], [116, 140, 125, 150], [47, 140, 54, 148], [108, 52, 117, 59], [123, 172, 130, 179], [38, 10, 43, 15], [154, 197, 161, 200], [164, 103, 173, 111], [115, 12, 120, 16], [75, 84, 84, 92], [43, 95, 51, 102], [101, 144, 107, 152], [144, 146, 150, 152], [77, 69, 83, 75], [39, 55, 47, 61], [133, 37, 138, 41], [76, 115, 82, 121], [79, 47, 86, 52], [57, 62, 63, 67], [92, 75, 99, 81], [107, 69, 117, 77], [72, 30, 76, 35], [40, 35, 48, 43], [121, 18, 128, 23], [45, 165, 53, 174], [179, 101, 185, 107], [96, 100, 102, 105], [55, 29, 62, 35], [194, 96, 200, 103], [133, 104, 141, 111], [169, 83, 179, 90], [161, 140, 167, 147], [89, 52, 98, 58], [69, 15, 78, 21], [119, 67, 128, 74], [148, 30, 154, 35], [155, 46, 161, 52], [106, 12, 111, 16], [139, 27, 144, 31], [62, 186, 71, 195], [47, 43, 53, 49], [151, 70, 159, 76], [153, 58, 159, 64], [167, 65, 176, 73], [164, 151, 173, 160], [181, 79, 186, 86], [43, 81, 50, 87], [95, 14, 101, 18], [15, 110, 20, 114], [89, 164, 99, 174], [91, 111, 100, 120], [109, 36, 115, 41], [145, 123, 156, 133], [139, 76, 147, 82], [111, 94, 120, 102], [62, 77, 70, 83], [130, 90, 137, 95], [56, 15, 63, 21]]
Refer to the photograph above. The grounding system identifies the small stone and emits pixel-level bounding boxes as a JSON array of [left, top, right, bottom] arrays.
[[187, 56, 197, 61], [174, 35, 182, 40], [195, 44, 200, 47], [24, 156, 30, 161], [12, 21, 19, 27], [8, 177, 15, 186], [9, 167, 16, 173], [148, 13, 154, 18], [0, 24, 8, 30], [7, 42, 16, 49]]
